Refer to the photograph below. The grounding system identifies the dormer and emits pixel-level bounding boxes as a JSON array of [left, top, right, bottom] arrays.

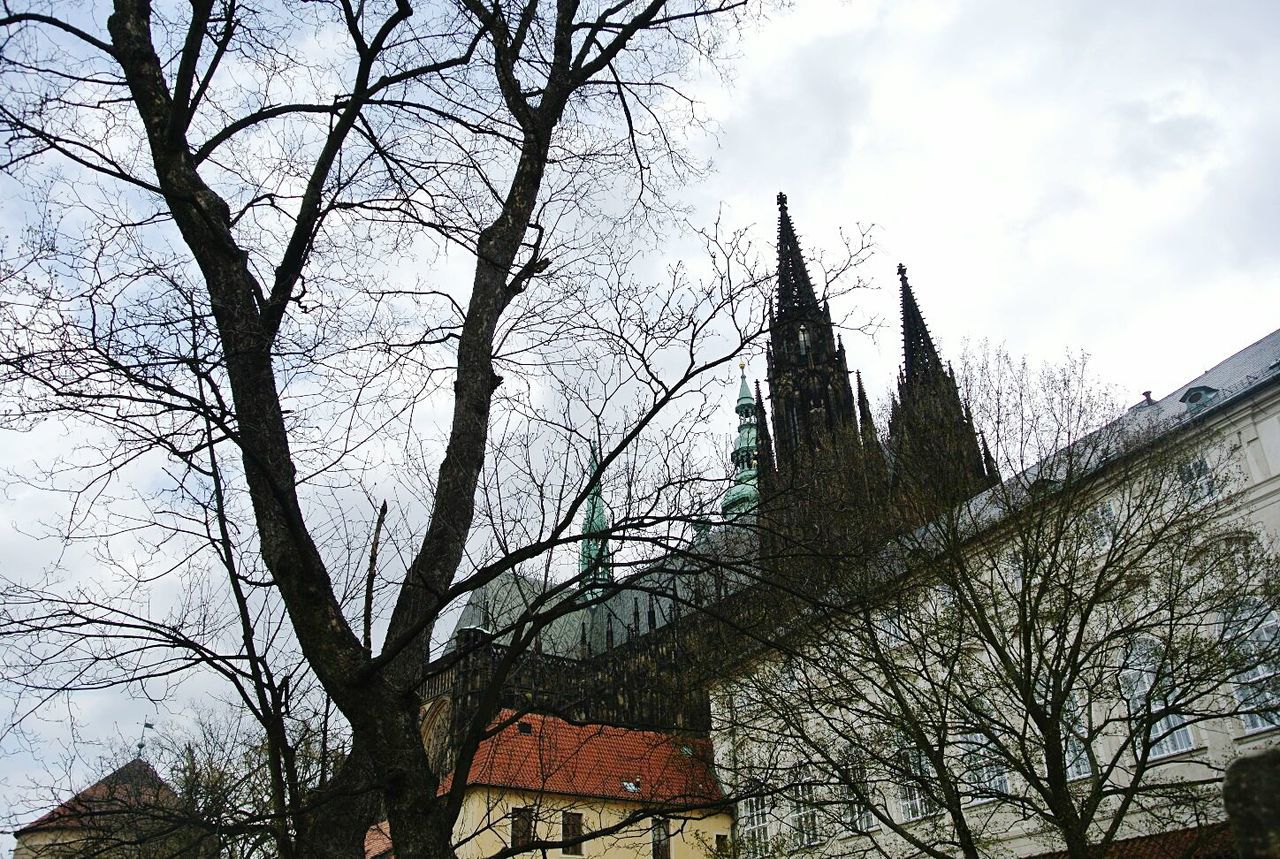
[[1179, 385, 1219, 413]]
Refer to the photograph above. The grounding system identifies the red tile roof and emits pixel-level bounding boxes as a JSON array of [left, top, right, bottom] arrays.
[[1027, 824, 1235, 859], [452, 710, 724, 806], [365, 820, 394, 859], [16, 758, 176, 836], [365, 711, 726, 858]]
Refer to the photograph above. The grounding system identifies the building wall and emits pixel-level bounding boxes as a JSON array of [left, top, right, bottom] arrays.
[[453, 786, 731, 859], [711, 366, 1280, 858]]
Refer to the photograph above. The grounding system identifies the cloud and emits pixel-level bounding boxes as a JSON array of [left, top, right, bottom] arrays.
[[686, 0, 1280, 402]]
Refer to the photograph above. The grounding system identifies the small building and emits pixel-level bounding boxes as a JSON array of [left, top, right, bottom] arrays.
[[366, 710, 731, 859], [12, 758, 208, 858]]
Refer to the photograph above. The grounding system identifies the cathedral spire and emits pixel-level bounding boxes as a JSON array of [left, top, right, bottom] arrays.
[[754, 381, 775, 480], [856, 370, 888, 499], [579, 443, 612, 593], [856, 372, 880, 456], [898, 263, 943, 383], [980, 431, 999, 483], [888, 267, 996, 523], [766, 194, 857, 462], [776, 193, 822, 319]]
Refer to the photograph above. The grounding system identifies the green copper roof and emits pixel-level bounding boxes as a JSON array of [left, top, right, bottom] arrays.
[[579, 443, 611, 590], [723, 364, 760, 519], [737, 369, 754, 410]]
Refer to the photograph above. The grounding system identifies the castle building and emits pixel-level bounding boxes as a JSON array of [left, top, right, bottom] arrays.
[[420, 194, 998, 778], [425, 194, 1279, 859], [370, 711, 729, 859]]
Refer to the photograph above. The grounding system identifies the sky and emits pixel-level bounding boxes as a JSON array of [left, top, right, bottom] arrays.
[[5, 0, 1280, 841], [686, 0, 1280, 410]]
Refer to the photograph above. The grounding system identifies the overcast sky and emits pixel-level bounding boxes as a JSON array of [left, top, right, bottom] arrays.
[[688, 0, 1280, 408], [5, 0, 1280, 839]]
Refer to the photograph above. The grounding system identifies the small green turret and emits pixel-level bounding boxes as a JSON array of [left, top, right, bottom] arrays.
[[579, 443, 612, 594], [722, 363, 760, 519]]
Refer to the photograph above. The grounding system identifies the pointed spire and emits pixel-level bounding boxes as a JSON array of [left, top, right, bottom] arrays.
[[776, 193, 822, 319], [724, 363, 760, 518], [856, 370, 888, 498], [898, 263, 943, 383], [754, 381, 774, 478], [980, 432, 999, 484], [856, 371, 877, 449], [579, 442, 612, 593], [737, 362, 754, 411]]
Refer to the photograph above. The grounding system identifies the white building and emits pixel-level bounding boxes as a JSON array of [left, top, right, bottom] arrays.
[[712, 328, 1280, 859]]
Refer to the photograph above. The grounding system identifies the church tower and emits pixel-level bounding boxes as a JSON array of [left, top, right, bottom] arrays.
[[755, 194, 890, 589], [887, 264, 999, 523], [765, 193, 858, 462]]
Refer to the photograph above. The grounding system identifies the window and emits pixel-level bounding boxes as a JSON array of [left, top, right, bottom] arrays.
[[789, 769, 820, 846], [1062, 692, 1093, 780], [715, 834, 730, 856], [1179, 385, 1219, 412], [561, 812, 583, 856], [651, 818, 671, 859], [876, 607, 910, 643], [1178, 457, 1217, 502], [958, 733, 1008, 801], [512, 806, 535, 850], [740, 793, 770, 856], [843, 781, 876, 832], [897, 748, 938, 821], [1123, 641, 1194, 759], [1085, 500, 1118, 548], [1002, 551, 1028, 594], [1232, 604, 1280, 733]]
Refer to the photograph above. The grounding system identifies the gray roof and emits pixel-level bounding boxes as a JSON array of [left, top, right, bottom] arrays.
[[1134, 327, 1280, 423]]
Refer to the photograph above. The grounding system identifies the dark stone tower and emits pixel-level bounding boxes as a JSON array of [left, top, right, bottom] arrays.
[[765, 193, 858, 462], [888, 264, 999, 523], [757, 195, 890, 591]]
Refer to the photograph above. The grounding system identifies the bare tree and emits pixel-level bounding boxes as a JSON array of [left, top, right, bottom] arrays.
[[0, 1, 783, 856], [714, 349, 1280, 859]]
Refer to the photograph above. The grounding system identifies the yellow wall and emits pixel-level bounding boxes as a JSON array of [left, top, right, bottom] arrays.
[[453, 786, 731, 859]]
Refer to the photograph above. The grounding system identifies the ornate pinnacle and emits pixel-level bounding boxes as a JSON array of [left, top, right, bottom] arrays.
[[898, 261, 942, 383]]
